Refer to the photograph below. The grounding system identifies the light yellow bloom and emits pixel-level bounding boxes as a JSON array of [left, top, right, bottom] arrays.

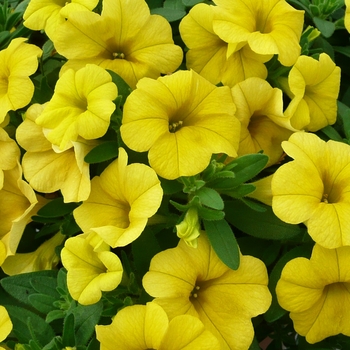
[[35, 64, 117, 151], [272, 132, 350, 248], [23, 0, 98, 41], [1, 232, 65, 275], [0, 38, 42, 123], [16, 104, 95, 203], [176, 207, 201, 248], [61, 235, 123, 305], [96, 302, 220, 350], [345, 0, 350, 33], [179, 3, 270, 87], [0, 163, 40, 266], [143, 234, 271, 350], [276, 244, 350, 343], [121, 69, 240, 180], [247, 175, 273, 206], [232, 77, 294, 167], [54, 0, 183, 89], [280, 53, 341, 131], [0, 306, 12, 347], [73, 148, 163, 248], [0, 128, 20, 189], [212, 0, 304, 67]]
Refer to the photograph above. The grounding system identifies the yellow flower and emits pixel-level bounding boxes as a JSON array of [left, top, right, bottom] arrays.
[[16, 104, 95, 203], [73, 148, 163, 248], [96, 302, 220, 350], [272, 132, 350, 248], [247, 175, 273, 206], [143, 234, 271, 350], [0, 38, 42, 123], [35, 64, 117, 151], [1, 232, 65, 275], [345, 0, 350, 33], [0, 306, 12, 347], [61, 235, 123, 305], [0, 163, 40, 266], [280, 53, 341, 131], [179, 3, 270, 87], [0, 128, 20, 189], [121, 70, 240, 180], [232, 77, 294, 167], [176, 207, 201, 248], [212, 0, 304, 67], [276, 244, 350, 343], [23, 0, 98, 41], [53, 0, 183, 89]]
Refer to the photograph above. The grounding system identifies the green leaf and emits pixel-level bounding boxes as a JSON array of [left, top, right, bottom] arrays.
[[264, 244, 313, 323], [203, 219, 240, 270], [28, 294, 56, 314], [321, 125, 343, 141], [84, 140, 119, 164], [106, 69, 131, 104], [182, 0, 203, 5], [0, 270, 58, 306], [225, 200, 301, 240], [5, 305, 55, 345], [36, 197, 80, 218], [62, 313, 76, 347], [313, 17, 335, 37], [338, 101, 350, 140], [46, 310, 66, 323], [195, 187, 224, 210], [224, 183, 256, 198], [151, 7, 186, 21], [159, 177, 183, 195], [197, 206, 225, 221]]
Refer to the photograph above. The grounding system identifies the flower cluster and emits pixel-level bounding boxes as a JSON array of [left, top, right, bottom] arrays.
[[0, 0, 349, 349]]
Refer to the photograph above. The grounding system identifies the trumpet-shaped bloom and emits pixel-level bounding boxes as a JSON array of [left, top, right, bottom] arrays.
[[73, 148, 163, 248], [0, 163, 40, 266], [16, 104, 95, 203], [96, 302, 220, 350], [0, 38, 42, 123], [212, 0, 304, 67], [23, 0, 98, 41], [276, 244, 350, 343], [143, 234, 271, 350], [1, 232, 65, 275], [0, 128, 20, 189], [54, 0, 183, 89], [280, 53, 341, 131], [61, 235, 123, 305], [179, 3, 271, 87], [231, 77, 294, 166], [272, 132, 350, 248], [0, 306, 12, 348], [35, 64, 117, 151], [121, 70, 240, 180], [346, 0, 350, 33]]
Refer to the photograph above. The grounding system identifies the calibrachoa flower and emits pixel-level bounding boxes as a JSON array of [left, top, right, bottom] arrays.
[[346, 0, 350, 33], [1, 232, 65, 275], [176, 207, 201, 248], [212, 0, 304, 67], [35, 64, 118, 151], [280, 53, 341, 131], [53, 0, 183, 89], [179, 3, 270, 87], [96, 302, 220, 349], [121, 69, 240, 180], [61, 235, 123, 305], [73, 148, 163, 248], [0, 127, 20, 189], [0, 163, 41, 266], [23, 0, 99, 41], [143, 234, 271, 350], [0, 37, 42, 123], [231, 77, 294, 166], [272, 132, 350, 248], [276, 244, 350, 343], [16, 104, 95, 203], [0, 306, 12, 349]]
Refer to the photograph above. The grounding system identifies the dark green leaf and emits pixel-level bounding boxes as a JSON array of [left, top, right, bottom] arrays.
[[313, 17, 335, 37], [37, 197, 80, 218], [338, 101, 350, 140], [84, 141, 119, 164], [203, 219, 240, 270], [159, 177, 183, 195], [195, 187, 224, 210], [225, 200, 301, 240], [151, 7, 186, 21], [321, 125, 343, 142], [224, 183, 256, 198], [106, 69, 131, 104], [62, 313, 76, 347], [46, 310, 65, 323], [182, 0, 203, 5], [197, 206, 225, 221], [28, 294, 56, 314]]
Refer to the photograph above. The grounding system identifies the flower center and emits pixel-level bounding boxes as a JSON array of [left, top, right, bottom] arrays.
[[190, 285, 200, 299], [322, 193, 329, 203], [113, 52, 125, 59], [169, 120, 183, 133]]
